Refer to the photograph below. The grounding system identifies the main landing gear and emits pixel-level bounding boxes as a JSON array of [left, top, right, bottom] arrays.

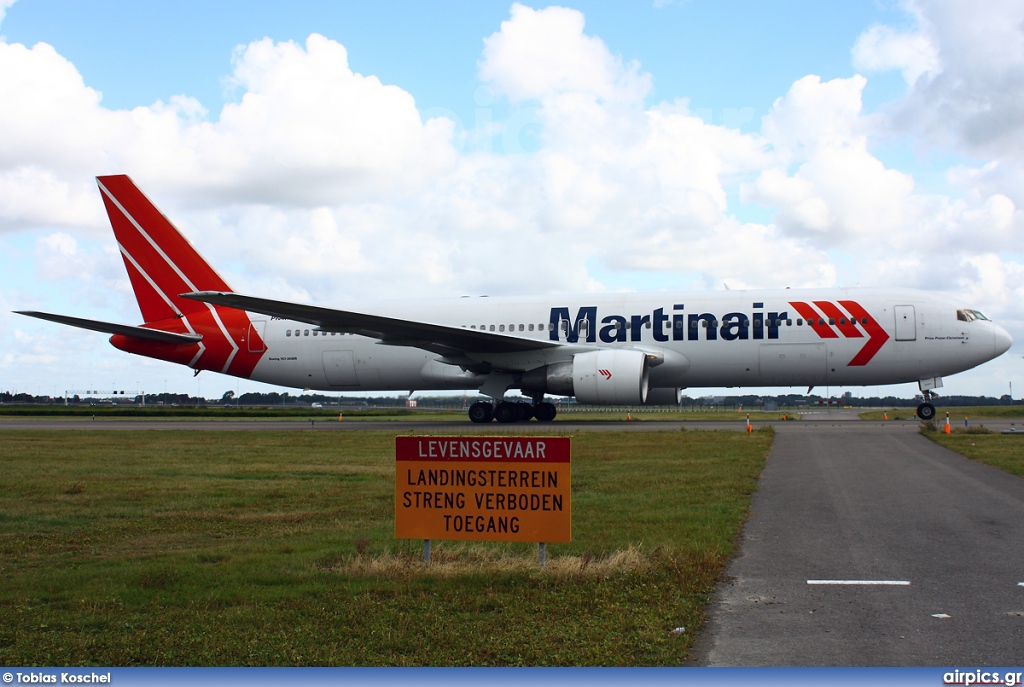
[[467, 400, 557, 424], [916, 390, 937, 421]]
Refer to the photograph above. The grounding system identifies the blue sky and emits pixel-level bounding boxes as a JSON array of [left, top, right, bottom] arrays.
[[3, 2, 908, 127], [0, 0, 1021, 400]]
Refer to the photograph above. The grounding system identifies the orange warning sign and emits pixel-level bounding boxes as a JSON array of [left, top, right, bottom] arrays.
[[395, 436, 571, 543]]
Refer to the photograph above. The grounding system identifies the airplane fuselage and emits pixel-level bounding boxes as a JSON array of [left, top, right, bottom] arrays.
[[23, 176, 1012, 424], [212, 287, 1008, 394]]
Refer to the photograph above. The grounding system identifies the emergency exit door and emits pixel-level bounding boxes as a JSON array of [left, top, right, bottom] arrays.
[[894, 305, 916, 341]]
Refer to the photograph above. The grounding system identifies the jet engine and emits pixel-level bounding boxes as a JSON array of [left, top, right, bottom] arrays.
[[521, 349, 649, 405]]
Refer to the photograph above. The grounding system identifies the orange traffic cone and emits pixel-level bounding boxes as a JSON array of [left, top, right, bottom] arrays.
[[944, 412, 951, 434], [746, 414, 752, 433]]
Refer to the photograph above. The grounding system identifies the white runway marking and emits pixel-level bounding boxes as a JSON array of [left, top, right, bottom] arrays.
[[806, 580, 911, 585]]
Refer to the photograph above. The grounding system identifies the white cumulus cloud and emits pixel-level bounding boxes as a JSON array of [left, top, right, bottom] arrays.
[[0, 2, 1021, 396]]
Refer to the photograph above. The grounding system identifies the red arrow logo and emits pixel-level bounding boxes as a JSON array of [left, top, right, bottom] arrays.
[[599, 369, 612, 380], [789, 300, 889, 366]]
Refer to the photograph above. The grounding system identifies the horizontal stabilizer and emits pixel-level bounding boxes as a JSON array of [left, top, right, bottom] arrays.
[[15, 311, 203, 345], [180, 291, 560, 354]]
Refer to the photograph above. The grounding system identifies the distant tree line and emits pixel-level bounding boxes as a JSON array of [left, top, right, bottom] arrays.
[[1, 390, 1016, 408]]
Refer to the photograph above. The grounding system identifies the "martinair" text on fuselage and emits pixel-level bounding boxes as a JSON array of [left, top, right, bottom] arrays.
[[549, 303, 790, 344]]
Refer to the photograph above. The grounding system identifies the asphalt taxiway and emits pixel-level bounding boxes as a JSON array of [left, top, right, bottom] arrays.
[[694, 419, 1024, 665]]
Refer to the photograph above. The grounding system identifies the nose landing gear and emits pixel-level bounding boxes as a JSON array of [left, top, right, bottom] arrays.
[[916, 389, 936, 420]]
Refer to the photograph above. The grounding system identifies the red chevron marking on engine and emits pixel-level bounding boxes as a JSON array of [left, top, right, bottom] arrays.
[[838, 300, 889, 366], [599, 369, 612, 380]]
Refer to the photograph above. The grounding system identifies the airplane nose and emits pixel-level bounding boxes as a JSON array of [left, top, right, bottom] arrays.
[[994, 325, 1013, 356]]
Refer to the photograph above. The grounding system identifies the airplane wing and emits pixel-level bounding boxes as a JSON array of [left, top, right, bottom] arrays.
[[179, 291, 561, 355], [15, 311, 204, 345]]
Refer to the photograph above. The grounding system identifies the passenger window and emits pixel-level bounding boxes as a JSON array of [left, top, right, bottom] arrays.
[[754, 319, 762, 327], [675, 320, 682, 328], [743, 320, 750, 327], [861, 318, 868, 325], [489, 325, 495, 331], [796, 319, 803, 326], [839, 318, 846, 325], [286, 330, 291, 337], [828, 318, 835, 325], [786, 319, 792, 326], [519, 324, 524, 332], [499, 325, 505, 332], [528, 324, 534, 331], [818, 318, 825, 326]]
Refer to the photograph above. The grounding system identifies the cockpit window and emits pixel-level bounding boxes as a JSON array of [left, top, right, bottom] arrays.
[[957, 309, 990, 322]]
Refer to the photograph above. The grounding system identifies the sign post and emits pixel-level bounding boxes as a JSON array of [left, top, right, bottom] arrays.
[[395, 436, 571, 556]]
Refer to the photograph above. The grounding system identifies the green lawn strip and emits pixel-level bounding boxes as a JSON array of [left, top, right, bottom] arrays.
[[0, 429, 770, 665], [925, 431, 1024, 478], [861, 405, 1024, 421]]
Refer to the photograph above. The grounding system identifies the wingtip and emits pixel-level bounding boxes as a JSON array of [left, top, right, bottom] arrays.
[[179, 291, 228, 300]]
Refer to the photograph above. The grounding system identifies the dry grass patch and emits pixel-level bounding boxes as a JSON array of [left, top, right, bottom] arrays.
[[332, 544, 652, 579]]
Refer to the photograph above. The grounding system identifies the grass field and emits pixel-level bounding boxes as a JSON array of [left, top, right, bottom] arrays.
[[0, 428, 771, 666], [926, 431, 1024, 478], [860, 405, 1024, 421]]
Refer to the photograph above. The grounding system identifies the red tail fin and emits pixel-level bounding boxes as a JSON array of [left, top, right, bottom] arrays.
[[97, 175, 265, 376], [97, 175, 232, 323]]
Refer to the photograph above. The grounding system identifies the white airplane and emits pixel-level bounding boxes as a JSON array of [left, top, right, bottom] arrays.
[[17, 175, 1013, 422]]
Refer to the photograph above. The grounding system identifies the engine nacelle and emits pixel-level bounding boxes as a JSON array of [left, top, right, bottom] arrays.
[[644, 387, 682, 406], [521, 349, 649, 405]]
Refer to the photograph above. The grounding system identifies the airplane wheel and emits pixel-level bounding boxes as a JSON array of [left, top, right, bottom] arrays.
[[494, 401, 518, 423], [534, 402, 557, 422], [515, 402, 534, 422], [916, 403, 936, 421], [468, 401, 494, 423]]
